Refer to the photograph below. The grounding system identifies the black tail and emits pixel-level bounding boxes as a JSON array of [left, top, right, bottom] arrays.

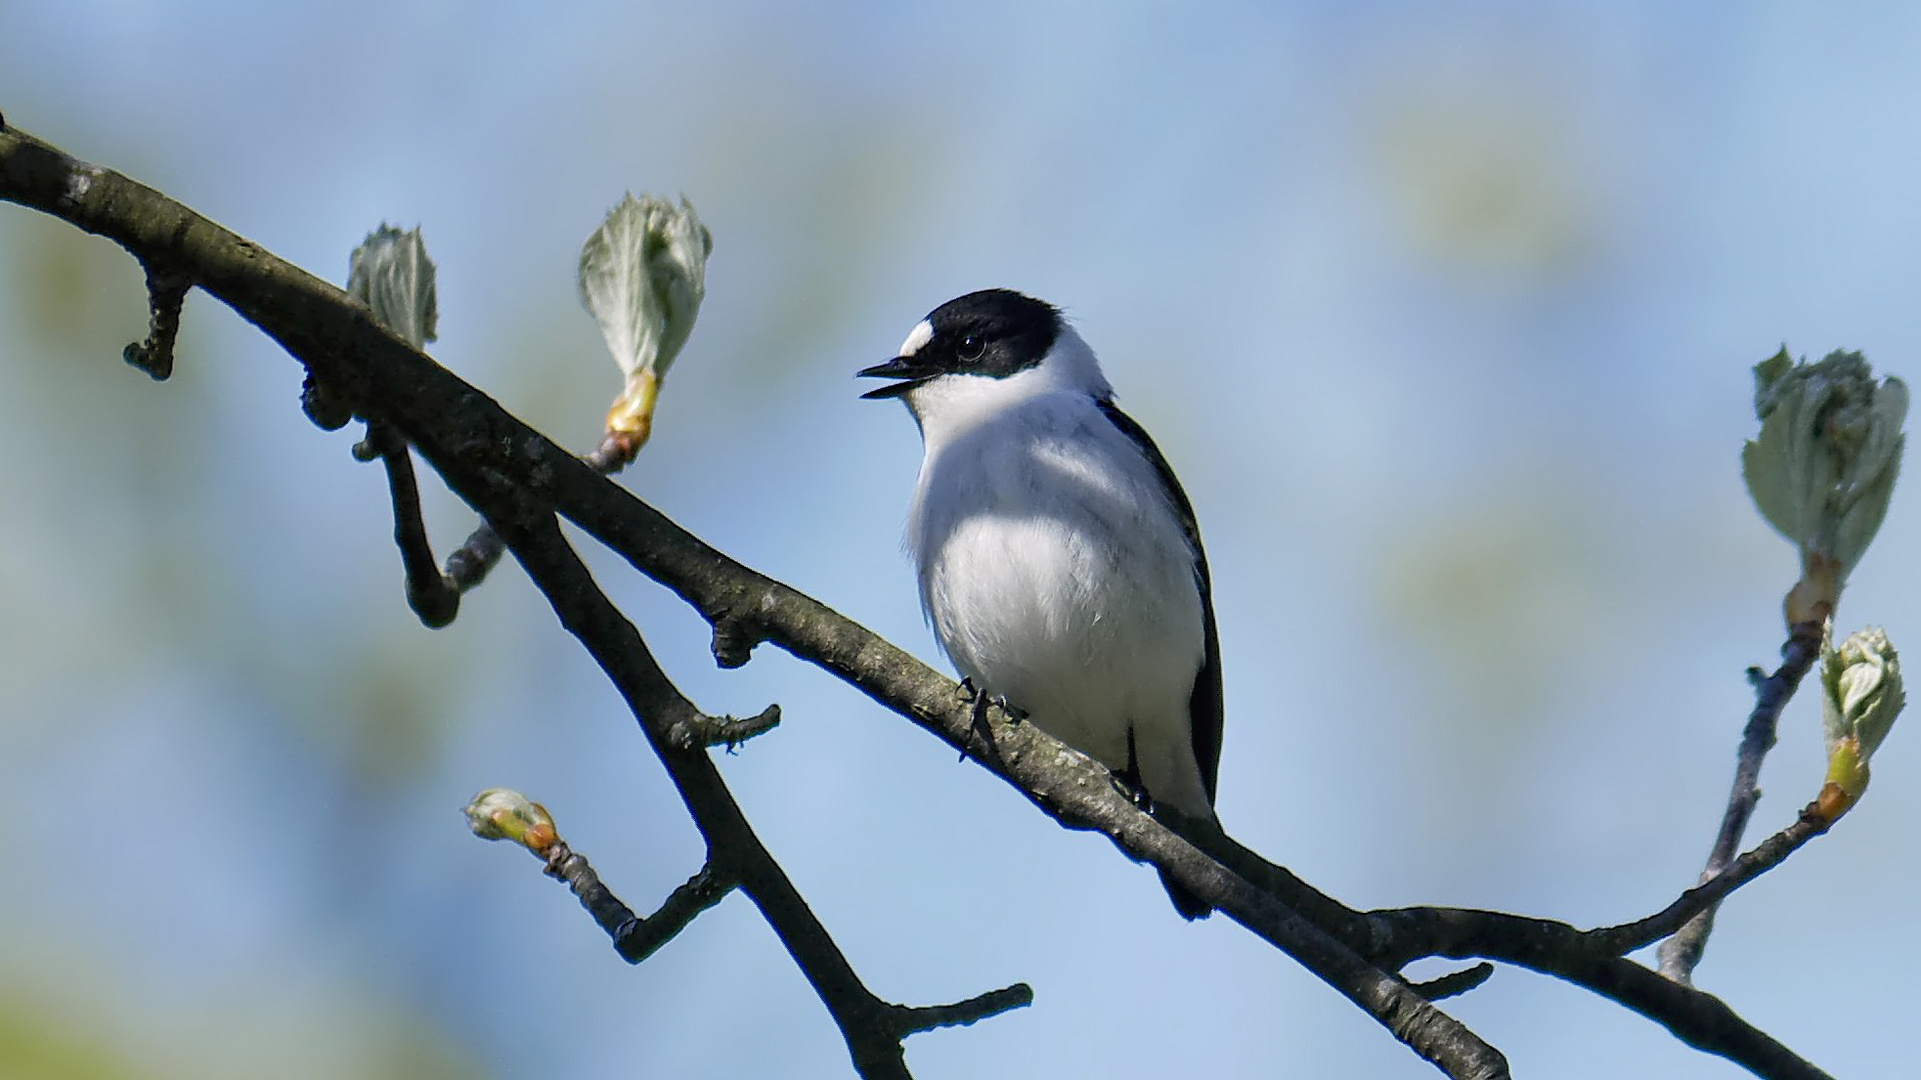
[[1160, 868, 1212, 920]]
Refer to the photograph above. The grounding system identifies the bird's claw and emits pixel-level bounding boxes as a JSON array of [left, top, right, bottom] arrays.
[[1111, 772, 1155, 812], [955, 680, 1018, 765]]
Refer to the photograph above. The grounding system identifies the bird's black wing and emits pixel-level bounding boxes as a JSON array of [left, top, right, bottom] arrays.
[[1095, 398, 1223, 805]]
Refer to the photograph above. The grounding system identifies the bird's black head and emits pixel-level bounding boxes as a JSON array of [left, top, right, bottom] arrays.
[[858, 289, 1064, 399]]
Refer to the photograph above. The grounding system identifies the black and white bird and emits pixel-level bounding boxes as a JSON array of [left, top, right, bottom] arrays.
[[859, 288, 1222, 918]]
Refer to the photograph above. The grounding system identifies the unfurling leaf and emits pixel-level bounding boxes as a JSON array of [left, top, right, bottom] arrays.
[[348, 225, 438, 349], [464, 787, 560, 855], [1818, 626, 1904, 818], [578, 195, 712, 456], [1741, 348, 1906, 623]]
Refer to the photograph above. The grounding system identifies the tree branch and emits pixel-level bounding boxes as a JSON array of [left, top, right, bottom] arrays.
[[1659, 620, 1826, 982], [887, 985, 1037, 1036], [1587, 802, 1831, 956], [122, 255, 190, 380], [471, 478, 1029, 1079], [440, 425, 638, 597], [0, 120, 1842, 1080], [356, 422, 462, 627], [547, 848, 737, 966], [1362, 904, 1834, 1080]]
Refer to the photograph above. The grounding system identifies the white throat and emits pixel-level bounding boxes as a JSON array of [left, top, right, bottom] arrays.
[[900, 326, 1113, 446]]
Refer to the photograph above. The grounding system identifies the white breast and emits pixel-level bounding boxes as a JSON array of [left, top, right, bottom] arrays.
[[906, 387, 1211, 816]]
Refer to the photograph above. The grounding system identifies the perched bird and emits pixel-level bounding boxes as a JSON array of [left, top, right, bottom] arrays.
[[859, 288, 1222, 918]]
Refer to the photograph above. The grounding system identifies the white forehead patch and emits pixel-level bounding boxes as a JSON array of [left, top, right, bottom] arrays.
[[897, 319, 934, 357]]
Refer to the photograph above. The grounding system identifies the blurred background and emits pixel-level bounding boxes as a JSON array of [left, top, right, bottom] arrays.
[[3, 3, 1919, 1077]]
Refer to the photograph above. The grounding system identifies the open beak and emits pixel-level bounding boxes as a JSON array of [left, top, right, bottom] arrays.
[[857, 355, 934, 400]]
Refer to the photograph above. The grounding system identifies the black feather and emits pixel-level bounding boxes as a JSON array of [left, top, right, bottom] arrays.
[[1096, 398, 1223, 921]]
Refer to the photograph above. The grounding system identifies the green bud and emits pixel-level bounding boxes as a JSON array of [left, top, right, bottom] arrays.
[[347, 225, 438, 350], [1819, 626, 1904, 808], [578, 194, 712, 452], [464, 787, 559, 854], [1741, 347, 1906, 622]]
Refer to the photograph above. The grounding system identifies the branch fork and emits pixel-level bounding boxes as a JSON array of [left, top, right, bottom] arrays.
[[0, 121, 1868, 1080]]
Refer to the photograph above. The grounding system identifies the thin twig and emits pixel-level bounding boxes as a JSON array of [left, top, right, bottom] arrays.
[[1658, 621, 1825, 983], [0, 122, 1840, 1080], [123, 257, 189, 380], [440, 426, 638, 596], [1364, 905, 1834, 1080], [542, 842, 642, 952], [667, 703, 782, 751], [444, 523, 508, 592], [609, 864, 738, 964], [497, 828, 740, 966], [357, 421, 460, 628], [1586, 803, 1831, 956], [888, 984, 1036, 1035], [357, 413, 637, 618], [481, 499, 1025, 1079], [1410, 964, 1495, 1002]]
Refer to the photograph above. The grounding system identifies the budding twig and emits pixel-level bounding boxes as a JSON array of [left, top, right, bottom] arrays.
[[1657, 620, 1823, 983]]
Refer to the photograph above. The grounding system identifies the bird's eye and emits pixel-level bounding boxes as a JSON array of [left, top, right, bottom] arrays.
[[957, 335, 986, 361]]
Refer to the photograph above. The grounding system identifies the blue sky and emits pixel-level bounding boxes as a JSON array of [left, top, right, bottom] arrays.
[[5, 4, 1921, 1078]]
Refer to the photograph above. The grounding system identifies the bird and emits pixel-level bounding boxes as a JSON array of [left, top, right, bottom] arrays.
[[858, 288, 1222, 918]]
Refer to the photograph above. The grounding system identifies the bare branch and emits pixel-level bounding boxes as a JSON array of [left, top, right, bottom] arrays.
[[468, 795, 740, 966], [888, 984, 1036, 1035], [481, 493, 1022, 1080], [0, 121, 1845, 1080], [668, 703, 782, 751], [1587, 803, 1831, 956], [548, 854, 740, 966], [602, 864, 738, 964], [444, 521, 509, 592], [1410, 964, 1494, 1002], [1199, 821, 1832, 1080], [1659, 620, 1825, 982], [1364, 905, 1834, 1080], [356, 422, 461, 627], [123, 257, 189, 380], [1547, 956, 1834, 1080], [440, 422, 637, 598]]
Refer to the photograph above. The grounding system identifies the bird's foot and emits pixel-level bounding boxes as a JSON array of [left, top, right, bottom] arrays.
[[955, 679, 1019, 764], [1110, 768, 1155, 813]]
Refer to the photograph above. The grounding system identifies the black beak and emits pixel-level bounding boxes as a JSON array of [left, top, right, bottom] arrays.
[[857, 355, 932, 400]]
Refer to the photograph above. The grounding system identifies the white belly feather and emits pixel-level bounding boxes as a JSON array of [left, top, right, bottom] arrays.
[[907, 396, 1212, 818]]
